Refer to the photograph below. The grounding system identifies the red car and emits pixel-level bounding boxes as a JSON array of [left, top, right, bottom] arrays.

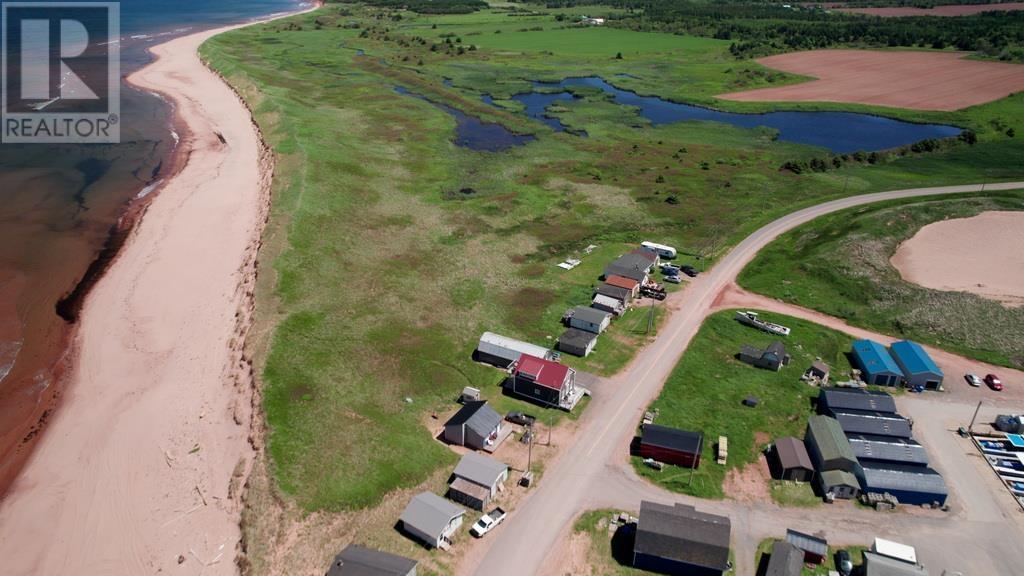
[[985, 374, 1003, 391]]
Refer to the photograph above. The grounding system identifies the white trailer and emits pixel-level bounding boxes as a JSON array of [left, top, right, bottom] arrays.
[[476, 332, 553, 368], [640, 241, 677, 259]]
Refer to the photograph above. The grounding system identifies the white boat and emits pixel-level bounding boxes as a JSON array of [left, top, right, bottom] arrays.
[[734, 311, 791, 337]]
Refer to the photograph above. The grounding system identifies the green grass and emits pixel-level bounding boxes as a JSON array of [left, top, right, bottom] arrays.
[[633, 309, 855, 499], [756, 538, 868, 576], [572, 509, 647, 575], [770, 480, 821, 508], [739, 192, 1024, 369], [201, 3, 1024, 516]]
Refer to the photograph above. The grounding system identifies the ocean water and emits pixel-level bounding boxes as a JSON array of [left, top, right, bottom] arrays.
[[0, 0, 304, 493]]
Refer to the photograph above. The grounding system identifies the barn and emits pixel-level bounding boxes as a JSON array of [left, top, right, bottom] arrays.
[[764, 540, 804, 576], [632, 501, 731, 576], [831, 409, 912, 438], [818, 387, 896, 415], [851, 339, 904, 386], [805, 415, 859, 474], [889, 340, 944, 390], [768, 437, 814, 482], [847, 434, 929, 467], [639, 424, 703, 468], [557, 328, 598, 357]]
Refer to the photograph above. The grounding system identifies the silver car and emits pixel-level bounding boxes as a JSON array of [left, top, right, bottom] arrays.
[[965, 373, 982, 387]]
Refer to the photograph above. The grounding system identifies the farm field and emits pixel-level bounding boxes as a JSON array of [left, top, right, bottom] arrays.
[[199, 4, 1024, 570], [836, 2, 1024, 17], [739, 192, 1024, 370], [718, 49, 1024, 111], [632, 310, 854, 500]]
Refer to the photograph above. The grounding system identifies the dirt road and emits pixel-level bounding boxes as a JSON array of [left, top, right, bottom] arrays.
[[470, 181, 1024, 576]]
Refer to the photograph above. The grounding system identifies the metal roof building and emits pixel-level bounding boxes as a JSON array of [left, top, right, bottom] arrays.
[[326, 545, 418, 576], [768, 437, 813, 482], [785, 529, 828, 564], [569, 306, 611, 334], [863, 551, 930, 576], [448, 452, 508, 510], [805, 415, 859, 473], [818, 387, 897, 415], [851, 339, 904, 386], [859, 464, 948, 506], [639, 424, 704, 469], [764, 540, 804, 576], [889, 340, 944, 390], [557, 328, 598, 357], [832, 409, 912, 438], [847, 434, 929, 467], [475, 332, 552, 368], [818, 469, 860, 500], [443, 401, 503, 451], [632, 501, 731, 576], [399, 492, 465, 549]]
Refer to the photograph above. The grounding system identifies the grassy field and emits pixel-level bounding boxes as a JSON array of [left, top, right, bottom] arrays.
[[756, 538, 868, 576], [632, 309, 854, 499], [200, 1, 1024, 527], [739, 192, 1024, 369], [571, 509, 647, 576]]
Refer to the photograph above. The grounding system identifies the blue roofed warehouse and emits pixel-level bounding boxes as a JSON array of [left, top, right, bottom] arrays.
[[889, 340, 943, 390], [851, 340, 904, 387]]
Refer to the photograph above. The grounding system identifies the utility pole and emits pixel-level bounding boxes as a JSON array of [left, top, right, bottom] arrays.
[[968, 400, 983, 434], [689, 434, 703, 487], [647, 298, 654, 335], [527, 422, 533, 472]]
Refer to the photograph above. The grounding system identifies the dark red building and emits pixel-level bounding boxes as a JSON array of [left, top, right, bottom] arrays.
[[638, 424, 703, 468]]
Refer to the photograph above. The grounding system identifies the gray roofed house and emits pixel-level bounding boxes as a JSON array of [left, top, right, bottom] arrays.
[[819, 387, 897, 415], [592, 293, 625, 316], [447, 452, 509, 510], [765, 540, 803, 576], [785, 529, 828, 564], [399, 492, 465, 549], [863, 551, 930, 576], [632, 501, 731, 576], [831, 409, 912, 438], [847, 434, 929, 467], [604, 253, 653, 282], [859, 464, 948, 506], [569, 306, 612, 334], [595, 283, 633, 303], [443, 401, 503, 451], [326, 545, 418, 576], [557, 327, 599, 357]]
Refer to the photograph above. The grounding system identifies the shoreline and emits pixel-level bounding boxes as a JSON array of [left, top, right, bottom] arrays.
[[0, 5, 312, 574]]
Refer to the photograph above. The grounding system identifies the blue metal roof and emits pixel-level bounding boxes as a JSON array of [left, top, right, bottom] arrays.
[[851, 339, 904, 377], [889, 340, 943, 377], [1008, 434, 1024, 448]]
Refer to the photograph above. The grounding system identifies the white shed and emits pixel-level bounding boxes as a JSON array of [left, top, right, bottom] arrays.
[[475, 332, 552, 368], [569, 306, 612, 334]]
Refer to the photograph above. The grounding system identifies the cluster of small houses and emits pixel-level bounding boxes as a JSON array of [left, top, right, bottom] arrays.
[[763, 533, 930, 576]]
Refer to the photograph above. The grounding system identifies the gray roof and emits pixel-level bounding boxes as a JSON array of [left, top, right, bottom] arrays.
[[604, 253, 653, 280], [774, 437, 813, 471], [806, 415, 857, 464], [847, 434, 929, 466], [572, 306, 611, 325], [832, 409, 912, 438], [810, 360, 830, 374], [860, 465, 948, 498], [820, 469, 860, 488], [766, 341, 787, 357], [400, 492, 464, 539], [785, 529, 828, 557], [445, 401, 502, 438], [327, 545, 418, 576], [863, 551, 930, 576], [634, 501, 730, 570], [595, 283, 631, 301], [765, 540, 804, 576], [820, 388, 896, 414], [452, 452, 507, 488], [558, 327, 598, 348]]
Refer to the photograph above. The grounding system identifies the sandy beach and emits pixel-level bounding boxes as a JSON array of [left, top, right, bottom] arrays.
[[891, 211, 1024, 307], [0, 12, 295, 573]]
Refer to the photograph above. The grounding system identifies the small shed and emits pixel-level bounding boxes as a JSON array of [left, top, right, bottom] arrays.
[[444, 401, 503, 451], [765, 540, 803, 576], [862, 552, 929, 576], [872, 538, 917, 565], [851, 339, 904, 386], [592, 293, 625, 316], [768, 437, 813, 482], [639, 424, 703, 469], [557, 328, 598, 357], [595, 283, 633, 304], [399, 492, 465, 549], [785, 529, 828, 564], [605, 274, 641, 297], [806, 361, 830, 383], [818, 469, 860, 500], [447, 452, 508, 510], [738, 341, 790, 371], [889, 340, 943, 390], [569, 306, 612, 334], [475, 332, 552, 368], [326, 545, 418, 576]]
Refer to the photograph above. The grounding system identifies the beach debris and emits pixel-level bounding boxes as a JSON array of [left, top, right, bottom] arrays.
[[194, 484, 208, 506], [163, 449, 175, 468], [214, 131, 227, 144], [188, 443, 201, 454], [177, 555, 185, 564]]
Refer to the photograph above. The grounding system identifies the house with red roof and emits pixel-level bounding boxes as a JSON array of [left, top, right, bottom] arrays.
[[605, 274, 640, 297], [508, 354, 586, 410]]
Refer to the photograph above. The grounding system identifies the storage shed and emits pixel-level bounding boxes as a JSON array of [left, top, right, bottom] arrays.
[[592, 293, 626, 316], [326, 545, 418, 576], [872, 537, 917, 564], [862, 552, 929, 576], [889, 340, 943, 390], [818, 387, 896, 415], [768, 437, 814, 482], [604, 274, 640, 297], [858, 464, 948, 506], [632, 501, 731, 576], [557, 328, 598, 357], [639, 424, 703, 468], [738, 341, 790, 371], [817, 469, 860, 500], [831, 409, 912, 439], [805, 360, 830, 383], [443, 401, 503, 451], [764, 540, 804, 576], [447, 452, 508, 510], [569, 306, 612, 334], [805, 415, 859, 474], [399, 492, 465, 549], [475, 332, 552, 368], [595, 283, 633, 304], [508, 354, 580, 410], [847, 434, 929, 467], [785, 529, 828, 564], [851, 339, 904, 387]]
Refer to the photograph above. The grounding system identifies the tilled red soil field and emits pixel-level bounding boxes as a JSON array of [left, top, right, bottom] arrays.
[[838, 2, 1024, 16], [718, 49, 1024, 111]]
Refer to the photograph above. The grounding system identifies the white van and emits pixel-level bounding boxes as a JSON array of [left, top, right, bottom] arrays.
[[640, 241, 677, 259]]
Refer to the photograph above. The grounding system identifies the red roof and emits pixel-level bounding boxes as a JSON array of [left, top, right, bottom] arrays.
[[605, 275, 639, 290], [515, 354, 571, 391]]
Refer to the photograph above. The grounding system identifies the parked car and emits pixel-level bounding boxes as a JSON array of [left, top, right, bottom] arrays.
[[985, 374, 1004, 391], [680, 265, 698, 277], [965, 373, 982, 387], [469, 507, 507, 538], [506, 411, 536, 426], [835, 549, 853, 576], [664, 275, 681, 284], [660, 264, 680, 276]]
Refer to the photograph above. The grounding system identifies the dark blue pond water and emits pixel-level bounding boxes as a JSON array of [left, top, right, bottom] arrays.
[[491, 76, 962, 153], [394, 87, 535, 152]]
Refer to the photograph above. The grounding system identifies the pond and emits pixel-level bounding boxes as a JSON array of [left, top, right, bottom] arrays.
[[394, 87, 535, 152], [487, 76, 962, 153]]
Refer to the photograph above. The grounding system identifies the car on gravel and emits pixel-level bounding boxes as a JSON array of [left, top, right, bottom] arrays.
[[664, 275, 681, 284], [470, 507, 506, 537], [965, 373, 982, 387], [985, 374, 1003, 391], [506, 411, 536, 426], [680, 265, 698, 277], [660, 264, 680, 276]]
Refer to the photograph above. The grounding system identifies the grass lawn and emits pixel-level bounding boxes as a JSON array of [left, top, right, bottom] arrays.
[[770, 480, 821, 508], [633, 309, 855, 499], [756, 538, 868, 576], [739, 192, 1024, 369], [571, 509, 648, 576]]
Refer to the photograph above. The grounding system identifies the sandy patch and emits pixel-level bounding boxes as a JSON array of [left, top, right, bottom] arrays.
[[891, 211, 1024, 308], [717, 49, 1024, 111], [838, 3, 1024, 16]]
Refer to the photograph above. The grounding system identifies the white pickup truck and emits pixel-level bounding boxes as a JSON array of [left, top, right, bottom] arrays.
[[469, 507, 507, 538]]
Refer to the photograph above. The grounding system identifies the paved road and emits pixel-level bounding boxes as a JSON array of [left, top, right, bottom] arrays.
[[471, 181, 1024, 576]]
